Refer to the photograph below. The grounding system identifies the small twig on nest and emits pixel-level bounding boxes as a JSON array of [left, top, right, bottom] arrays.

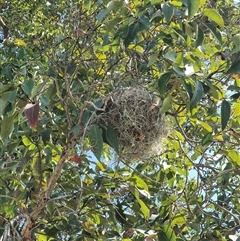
[[85, 101, 105, 111], [85, 97, 110, 111]]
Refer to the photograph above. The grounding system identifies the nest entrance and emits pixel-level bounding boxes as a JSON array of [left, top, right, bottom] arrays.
[[95, 86, 167, 158]]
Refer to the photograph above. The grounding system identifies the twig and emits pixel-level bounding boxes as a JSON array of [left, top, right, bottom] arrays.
[[85, 100, 108, 111], [20, 132, 81, 239], [174, 115, 201, 145], [0, 17, 9, 43]]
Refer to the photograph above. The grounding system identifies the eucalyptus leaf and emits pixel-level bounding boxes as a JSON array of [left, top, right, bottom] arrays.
[[105, 126, 119, 153], [1, 112, 18, 139], [187, 0, 201, 20], [88, 124, 103, 160], [190, 81, 203, 110], [226, 57, 240, 75], [195, 26, 204, 47], [221, 100, 231, 131], [158, 72, 172, 95], [162, 4, 173, 24], [203, 9, 224, 29]]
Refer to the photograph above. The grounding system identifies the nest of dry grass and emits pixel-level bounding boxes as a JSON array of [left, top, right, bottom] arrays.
[[94, 86, 168, 158]]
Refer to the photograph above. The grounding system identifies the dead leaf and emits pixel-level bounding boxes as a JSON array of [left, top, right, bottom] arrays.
[[24, 103, 39, 129], [70, 154, 82, 164]]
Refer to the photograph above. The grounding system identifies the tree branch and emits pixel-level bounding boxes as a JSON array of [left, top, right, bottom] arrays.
[[0, 17, 9, 42], [30, 133, 78, 221]]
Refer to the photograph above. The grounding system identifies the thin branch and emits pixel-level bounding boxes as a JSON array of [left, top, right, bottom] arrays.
[[30, 134, 78, 220], [208, 199, 240, 226], [85, 100, 109, 112], [174, 115, 201, 145], [0, 17, 9, 43]]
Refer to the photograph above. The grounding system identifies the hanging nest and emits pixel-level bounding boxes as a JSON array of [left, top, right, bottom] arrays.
[[93, 86, 168, 158]]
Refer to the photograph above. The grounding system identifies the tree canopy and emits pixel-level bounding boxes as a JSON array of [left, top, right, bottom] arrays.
[[0, 0, 240, 240]]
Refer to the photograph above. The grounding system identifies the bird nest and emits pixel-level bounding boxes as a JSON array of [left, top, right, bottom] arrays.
[[94, 86, 168, 158]]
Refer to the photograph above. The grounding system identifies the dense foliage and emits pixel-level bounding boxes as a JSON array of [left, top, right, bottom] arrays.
[[0, 0, 240, 240]]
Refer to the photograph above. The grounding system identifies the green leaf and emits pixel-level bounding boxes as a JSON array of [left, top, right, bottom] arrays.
[[227, 85, 240, 91], [204, 23, 222, 44], [171, 214, 187, 226], [114, 25, 129, 39], [132, 187, 150, 219], [115, 202, 127, 225], [31, 83, 45, 98], [158, 72, 172, 95], [221, 100, 231, 131], [171, 1, 183, 7], [226, 57, 240, 75], [0, 84, 12, 94], [187, 0, 201, 20], [96, 9, 108, 22], [19, 65, 27, 76], [158, 224, 176, 241], [195, 26, 204, 47], [32, 154, 42, 178], [148, 53, 158, 67], [1, 112, 18, 139], [151, 0, 161, 4], [139, 15, 150, 29], [189, 222, 201, 233], [97, 1, 122, 23], [0, 92, 10, 115], [14, 38, 26, 47], [2, 65, 12, 79], [173, 66, 185, 76], [40, 95, 50, 106], [36, 234, 48, 241], [70, 124, 81, 135], [124, 22, 139, 47], [106, 17, 122, 32], [88, 124, 103, 160], [197, 120, 212, 132], [226, 150, 240, 165], [66, 61, 77, 75], [107, 1, 122, 12], [41, 129, 51, 145], [159, 94, 172, 114], [190, 81, 203, 110], [130, 176, 149, 191], [165, 51, 176, 62], [96, 161, 107, 172], [105, 126, 119, 153], [232, 34, 240, 47], [184, 80, 193, 98], [204, 78, 219, 99], [162, 4, 174, 24], [22, 136, 31, 146], [138, 199, 150, 219], [203, 9, 224, 29], [8, 90, 17, 103], [201, 132, 213, 146], [22, 79, 34, 96]]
